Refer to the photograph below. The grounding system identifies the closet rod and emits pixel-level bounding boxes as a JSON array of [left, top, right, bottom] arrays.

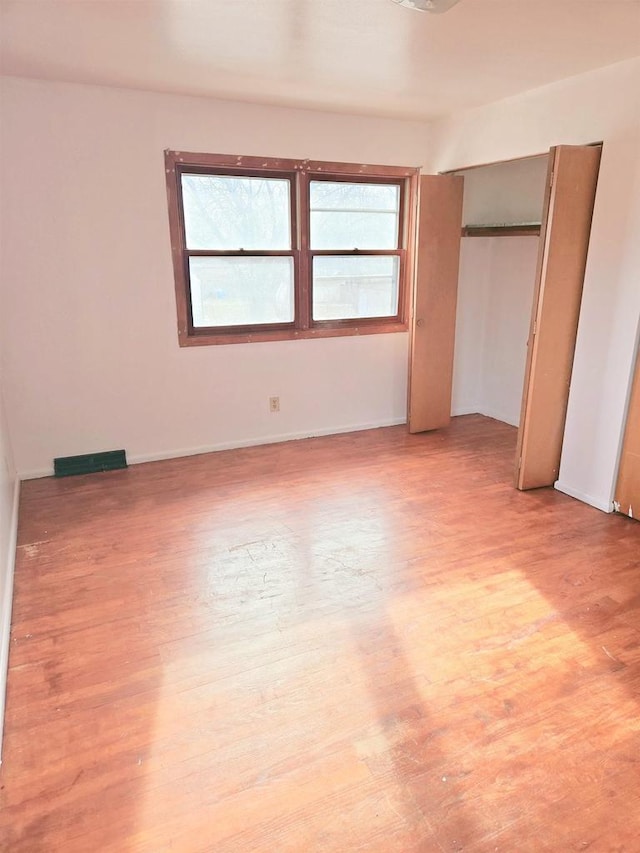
[[462, 223, 541, 237]]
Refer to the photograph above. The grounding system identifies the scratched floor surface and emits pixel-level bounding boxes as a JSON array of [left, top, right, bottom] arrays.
[[1, 415, 639, 851]]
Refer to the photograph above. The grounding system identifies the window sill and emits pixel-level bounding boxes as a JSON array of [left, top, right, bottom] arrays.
[[178, 321, 409, 347]]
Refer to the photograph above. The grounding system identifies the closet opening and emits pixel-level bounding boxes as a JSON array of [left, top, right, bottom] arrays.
[[451, 154, 548, 438], [408, 145, 602, 491]]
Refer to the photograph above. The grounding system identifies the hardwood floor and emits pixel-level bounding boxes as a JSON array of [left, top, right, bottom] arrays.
[[1, 415, 639, 852]]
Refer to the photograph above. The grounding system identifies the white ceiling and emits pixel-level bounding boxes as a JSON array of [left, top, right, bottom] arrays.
[[1, 0, 639, 120]]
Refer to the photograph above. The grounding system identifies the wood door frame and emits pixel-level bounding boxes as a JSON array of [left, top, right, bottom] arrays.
[[438, 145, 601, 176], [514, 150, 556, 484], [407, 175, 464, 434], [515, 144, 602, 489]]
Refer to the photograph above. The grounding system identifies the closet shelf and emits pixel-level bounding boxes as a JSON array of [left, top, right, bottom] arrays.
[[461, 222, 541, 237]]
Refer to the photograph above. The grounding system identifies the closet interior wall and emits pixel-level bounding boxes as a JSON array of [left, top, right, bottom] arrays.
[[452, 156, 549, 426]]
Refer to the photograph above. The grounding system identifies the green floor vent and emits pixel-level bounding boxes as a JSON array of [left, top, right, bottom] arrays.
[[54, 449, 128, 477]]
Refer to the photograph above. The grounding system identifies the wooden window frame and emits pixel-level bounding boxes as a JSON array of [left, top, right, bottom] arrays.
[[165, 150, 418, 346]]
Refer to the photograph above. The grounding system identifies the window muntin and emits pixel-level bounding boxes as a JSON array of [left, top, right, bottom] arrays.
[[165, 152, 417, 345]]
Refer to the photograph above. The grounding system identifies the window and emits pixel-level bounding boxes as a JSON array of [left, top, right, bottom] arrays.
[[165, 151, 418, 345]]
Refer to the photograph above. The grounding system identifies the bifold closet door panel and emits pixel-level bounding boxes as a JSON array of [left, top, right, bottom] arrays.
[[516, 145, 601, 490], [615, 345, 640, 519], [408, 174, 464, 434]]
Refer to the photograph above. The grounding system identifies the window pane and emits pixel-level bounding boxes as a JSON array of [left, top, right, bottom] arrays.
[[189, 257, 294, 327], [181, 174, 291, 250], [313, 256, 399, 321], [310, 181, 400, 250]]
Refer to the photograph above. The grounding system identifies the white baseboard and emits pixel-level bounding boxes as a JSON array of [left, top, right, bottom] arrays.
[[451, 405, 481, 417], [18, 417, 408, 480], [554, 480, 613, 513], [478, 406, 519, 428], [129, 418, 408, 466], [18, 468, 52, 481], [451, 407, 519, 427], [0, 476, 20, 763]]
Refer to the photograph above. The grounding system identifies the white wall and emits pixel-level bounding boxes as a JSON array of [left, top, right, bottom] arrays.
[[0, 76, 431, 477], [457, 156, 548, 226], [480, 237, 538, 426], [432, 57, 640, 512], [452, 238, 489, 417], [453, 237, 538, 426]]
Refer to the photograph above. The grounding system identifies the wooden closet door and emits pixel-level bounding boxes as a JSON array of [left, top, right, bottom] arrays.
[[407, 174, 464, 433], [515, 145, 601, 490], [615, 344, 640, 519]]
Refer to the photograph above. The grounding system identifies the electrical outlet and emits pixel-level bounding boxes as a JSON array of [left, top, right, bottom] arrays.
[[269, 396, 280, 413]]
